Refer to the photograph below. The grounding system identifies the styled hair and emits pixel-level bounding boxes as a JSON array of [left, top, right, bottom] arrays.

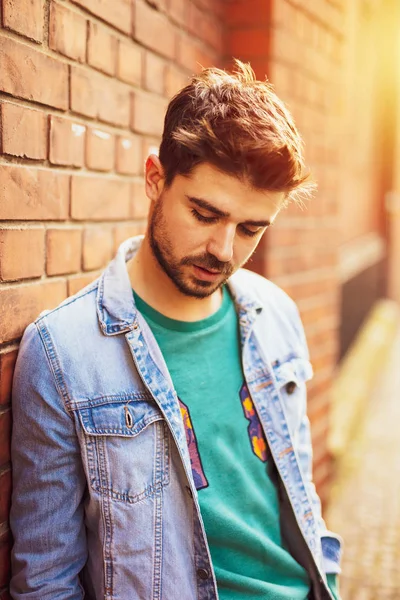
[[159, 60, 315, 204]]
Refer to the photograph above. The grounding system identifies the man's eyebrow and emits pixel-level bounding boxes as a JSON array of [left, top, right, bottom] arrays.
[[187, 196, 229, 217], [187, 195, 271, 227], [242, 218, 271, 227]]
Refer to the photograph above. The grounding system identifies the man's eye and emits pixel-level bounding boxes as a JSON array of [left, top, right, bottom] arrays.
[[191, 209, 218, 224], [239, 225, 263, 237]]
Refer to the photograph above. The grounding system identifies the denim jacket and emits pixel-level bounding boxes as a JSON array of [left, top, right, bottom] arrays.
[[10, 236, 342, 600]]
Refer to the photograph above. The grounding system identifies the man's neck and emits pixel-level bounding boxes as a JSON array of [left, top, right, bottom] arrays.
[[127, 236, 223, 322]]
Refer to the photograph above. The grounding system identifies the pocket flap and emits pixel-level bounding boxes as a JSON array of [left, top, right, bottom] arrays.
[[78, 398, 163, 436]]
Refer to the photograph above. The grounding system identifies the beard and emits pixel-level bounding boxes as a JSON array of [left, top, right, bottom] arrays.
[[148, 199, 234, 299]]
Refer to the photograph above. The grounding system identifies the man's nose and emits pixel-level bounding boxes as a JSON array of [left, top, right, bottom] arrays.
[[206, 225, 235, 263]]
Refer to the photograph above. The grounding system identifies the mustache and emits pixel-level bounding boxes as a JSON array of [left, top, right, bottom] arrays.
[[181, 253, 233, 276]]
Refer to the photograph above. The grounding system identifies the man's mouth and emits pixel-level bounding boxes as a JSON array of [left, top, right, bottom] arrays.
[[192, 264, 223, 281]]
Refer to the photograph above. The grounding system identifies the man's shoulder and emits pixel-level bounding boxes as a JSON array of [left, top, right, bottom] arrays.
[[231, 268, 297, 314], [34, 277, 100, 331]]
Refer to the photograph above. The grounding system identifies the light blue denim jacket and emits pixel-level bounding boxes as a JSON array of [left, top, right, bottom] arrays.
[[10, 236, 342, 600]]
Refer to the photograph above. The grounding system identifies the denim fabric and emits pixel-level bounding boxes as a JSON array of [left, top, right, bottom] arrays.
[[10, 236, 342, 600]]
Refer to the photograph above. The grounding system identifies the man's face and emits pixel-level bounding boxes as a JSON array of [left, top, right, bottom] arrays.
[[148, 162, 285, 298]]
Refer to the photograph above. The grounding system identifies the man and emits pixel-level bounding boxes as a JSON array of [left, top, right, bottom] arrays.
[[10, 61, 342, 599]]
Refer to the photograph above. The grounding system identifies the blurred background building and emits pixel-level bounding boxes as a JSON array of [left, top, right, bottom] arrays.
[[1, 0, 400, 597]]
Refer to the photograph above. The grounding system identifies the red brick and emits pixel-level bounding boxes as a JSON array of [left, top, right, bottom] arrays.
[[46, 228, 82, 276], [49, 116, 86, 167], [175, 32, 205, 71], [87, 21, 117, 76], [134, 0, 175, 59], [131, 180, 150, 219], [229, 28, 270, 60], [142, 137, 160, 162], [0, 470, 11, 524], [225, 0, 270, 27], [168, 0, 188, 26], [3, 0, 44, 43], [116, 134, 142, 175], [117, 40, 143, 86], [113, 222, 145, 251], [83, 227, 114, 271], [0, 410, 11, 467], [49, 1, 87, 62], [131, 91, 167, 136], [0, 351, 18, 406], [71, 176, 131, 221], [86, 128, 115, 172], [67, 271, 100, 296], [0, 36, 68, 110], [146, 0, 168, 12], [0, 165, 69, 221], [0, 228, 45, 282], [1, 102, 47, 160], [165, 64, 188, 98], [70, 66, 130, 127], [0, 281, 67, 343], [71, 0, 132, 34], [143, 52, 166, 95], [0, 532, 11, 588]]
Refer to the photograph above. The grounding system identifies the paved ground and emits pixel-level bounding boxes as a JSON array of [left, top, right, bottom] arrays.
[[326, 327, 400, 600]]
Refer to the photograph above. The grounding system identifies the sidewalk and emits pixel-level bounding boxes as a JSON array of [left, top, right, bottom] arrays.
[[326, 326, 400, 600]]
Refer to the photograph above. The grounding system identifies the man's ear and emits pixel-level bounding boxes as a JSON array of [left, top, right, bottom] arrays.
[[145, 154, 165, 202]]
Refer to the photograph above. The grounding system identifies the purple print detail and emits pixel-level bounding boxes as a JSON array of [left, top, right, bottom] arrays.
[[240, 382, 269, 462], [178, 398, 209, 490]]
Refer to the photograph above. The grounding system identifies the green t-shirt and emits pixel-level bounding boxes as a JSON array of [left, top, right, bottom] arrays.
[[133, 286, 311, 599]]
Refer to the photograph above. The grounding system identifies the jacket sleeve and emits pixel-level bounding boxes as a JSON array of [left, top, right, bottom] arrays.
[[10, 322, 87, 599], [293, 307, 343, 576]]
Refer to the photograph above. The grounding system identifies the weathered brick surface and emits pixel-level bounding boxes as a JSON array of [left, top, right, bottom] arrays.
[[49, 116, 86, 167], [131, 91, 167, 136], [131, 180, 150, 219], [49, 2, 87, 62], [143, 52, 166, 95], [116, 134, 143, 175], [87, 21, 117, 76], [2, 0, 44, 43], [117, 40, 143, 86], [70, 65, 130, 126], [83, 227, 114, 271], [71, 0, 132, 34], [46, 228, 82, 276], [0, 36, 68, 110], [1, 103, 47, 160], [0, 351, 18, 406], [0, 281, 67, 343], [71, 176, 131, 220], [0, 166, 70, 220], [0, 228, 45, 282], [135, 0, 175, 59], [86, 128, 115, 171]]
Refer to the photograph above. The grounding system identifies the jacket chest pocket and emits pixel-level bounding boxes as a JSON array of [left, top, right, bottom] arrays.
[[272, 357, 313, 437], [77, 397, 170, 504]]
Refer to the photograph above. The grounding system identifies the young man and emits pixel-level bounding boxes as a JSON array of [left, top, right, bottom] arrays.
[[10, 62, 342, 599]]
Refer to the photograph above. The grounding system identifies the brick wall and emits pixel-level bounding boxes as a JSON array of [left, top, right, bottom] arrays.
[[0, 0, 223, 593]]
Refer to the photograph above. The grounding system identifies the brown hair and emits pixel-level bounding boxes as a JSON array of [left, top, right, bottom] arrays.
[[159, 60, 315, 204]]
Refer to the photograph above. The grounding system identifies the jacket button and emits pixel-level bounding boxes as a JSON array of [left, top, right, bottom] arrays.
[[185, 485, 193, 498], [285, 381, 297, 394], [197, 568, 210, 580]]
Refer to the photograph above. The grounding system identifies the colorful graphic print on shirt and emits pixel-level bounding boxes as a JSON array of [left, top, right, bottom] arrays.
[[179, 383, 270, 491], [239, 382, 270, 462], [178, 399, 209, 490]]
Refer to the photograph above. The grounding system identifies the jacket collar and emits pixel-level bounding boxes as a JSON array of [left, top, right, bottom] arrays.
[[96, 235, 263, 336]]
